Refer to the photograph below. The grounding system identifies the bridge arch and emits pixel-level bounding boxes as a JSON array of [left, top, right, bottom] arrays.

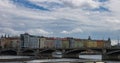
[[107, 50, 120, 55], [80, 49, 101, 54], [39, 49, 56, 53], [65, 49, 86, 54], [64, 49, 101, 55], [0, 50, 17, 55], [22, 49, 35, 56]]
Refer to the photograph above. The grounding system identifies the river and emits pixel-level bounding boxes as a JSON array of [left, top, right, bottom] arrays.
[[0, 55, 119, 63]]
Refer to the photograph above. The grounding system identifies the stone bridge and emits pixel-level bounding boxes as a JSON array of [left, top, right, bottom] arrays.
[[102, 48, 120, 60], [0, 47, 120, 59]]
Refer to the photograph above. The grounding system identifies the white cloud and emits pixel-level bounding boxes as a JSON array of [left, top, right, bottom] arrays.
[[29, 0, 101, 9], [61, 0, 100, 9], [0, 28, 24, 35], [0, 27, 52, 36], [61, 31, 69, 34], [108, 0, 120, 13], [27, 29, 53, 36], [61, 28, 83, 34], [0, 0, 120, 39], [111, 40, 119, 46], [0, 0, 15, 8]]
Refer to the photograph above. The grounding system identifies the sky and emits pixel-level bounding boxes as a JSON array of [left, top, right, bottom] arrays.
[[0, 0, 120, 45]]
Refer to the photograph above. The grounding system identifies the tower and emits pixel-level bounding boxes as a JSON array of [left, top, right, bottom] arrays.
[[107, 37, 111, 47], [88, 36, 91, 40], [108, 37, 111, 42]]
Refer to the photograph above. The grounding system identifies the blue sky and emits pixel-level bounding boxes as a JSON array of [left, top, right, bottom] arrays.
[[0, 0, 120, 45]]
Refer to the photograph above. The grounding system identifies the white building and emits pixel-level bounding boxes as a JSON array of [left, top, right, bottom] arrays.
[[29, 36, 39, 48], [20, 33, 39, 48]]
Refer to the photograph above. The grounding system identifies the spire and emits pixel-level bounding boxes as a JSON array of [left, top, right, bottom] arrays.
[[88, 36, 91, 40], [108, 37, 111, 42]]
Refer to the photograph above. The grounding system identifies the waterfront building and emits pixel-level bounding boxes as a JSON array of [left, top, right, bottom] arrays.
[[104, 38, 111, 48], [29, 35, 39, 48], [39, 36, 46, 48], [0, 35, 20, 48], [20, 33, 30, 48], [45, 37, 55, 48], [67, 37, 75, 48], [20, 33, 111, 49], [96, 40, 104, 48], [74, 38, 84, 48], [54, 38, 62, 48], [62, 38, 69, 48], [20, 33, 39, 48]]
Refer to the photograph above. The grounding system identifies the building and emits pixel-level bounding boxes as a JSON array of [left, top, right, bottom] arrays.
[[45, 37, 55, 48], [20, 33, 39, 48], [39, 36, 46, 48], [0, 35, 20, 49], [54, 38, 62, 48], [20, 33, 111, 49], [29, 35, 39, 48]]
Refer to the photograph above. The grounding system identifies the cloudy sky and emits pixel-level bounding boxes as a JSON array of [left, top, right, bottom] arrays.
[[0, 0, 120, 45]]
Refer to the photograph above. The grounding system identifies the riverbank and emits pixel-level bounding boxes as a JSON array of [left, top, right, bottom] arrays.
[[0, 56, 33, 62]]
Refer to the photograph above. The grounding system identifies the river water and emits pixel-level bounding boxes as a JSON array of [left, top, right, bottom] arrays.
[[0, 55, 119, 63]]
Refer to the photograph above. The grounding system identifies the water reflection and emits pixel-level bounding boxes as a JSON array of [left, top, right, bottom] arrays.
[[79, 55, 102, 60], [0, 56, 119, 63], [0, 56, 30, 59]]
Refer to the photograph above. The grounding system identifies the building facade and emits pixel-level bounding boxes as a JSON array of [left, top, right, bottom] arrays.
[[20, 33, 39, 48], [0, 36, 20, 49], [20, 33, 111, 49]]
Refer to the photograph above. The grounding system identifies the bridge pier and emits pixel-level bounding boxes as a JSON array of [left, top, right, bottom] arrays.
[[37, 49, 56, 59], [102, 49, 120, 60], [17, 50, 21, 56], [34, 49, 40, 58], [16, 48, 22, 56], [0, 48, 120, 60], [102, 49, 107, 60]]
